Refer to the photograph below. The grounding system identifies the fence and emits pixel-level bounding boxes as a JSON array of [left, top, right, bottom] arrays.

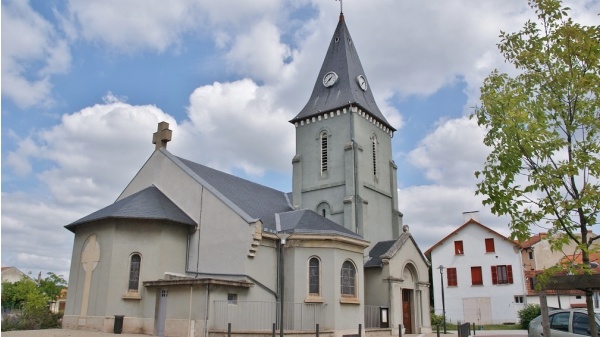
[[364, 306, 381, 328], [211, 301, 325, 331]]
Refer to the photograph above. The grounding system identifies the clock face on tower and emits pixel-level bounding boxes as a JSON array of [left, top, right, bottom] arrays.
[[323, 71, 338, 87], [356, 75, 368, 91]]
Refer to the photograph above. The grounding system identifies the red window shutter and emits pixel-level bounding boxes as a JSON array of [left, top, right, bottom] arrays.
[[507, 265, 513, 284], [485, 238, 495, 252], [491, 266, 498, 285], [471, 267, 483, 285]]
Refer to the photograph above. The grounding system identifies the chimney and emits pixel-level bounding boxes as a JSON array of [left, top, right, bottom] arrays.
[[462, 210, 480, 223]]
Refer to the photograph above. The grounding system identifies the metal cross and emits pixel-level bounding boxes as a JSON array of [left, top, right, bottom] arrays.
[[336, 0, 343, 14]]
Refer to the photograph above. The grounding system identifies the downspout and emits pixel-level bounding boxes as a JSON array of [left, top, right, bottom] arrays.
[[204, 284, 210, 337], [188, 285, 193, 337]]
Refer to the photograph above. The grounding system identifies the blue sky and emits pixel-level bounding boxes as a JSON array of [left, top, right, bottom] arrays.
[[2, 0, 599, 279]]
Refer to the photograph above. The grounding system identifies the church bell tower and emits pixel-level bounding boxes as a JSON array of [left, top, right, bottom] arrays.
[[290, 13, 402, 245]]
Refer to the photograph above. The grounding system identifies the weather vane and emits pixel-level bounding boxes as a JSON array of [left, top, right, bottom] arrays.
[[336, 0, 343, 14]]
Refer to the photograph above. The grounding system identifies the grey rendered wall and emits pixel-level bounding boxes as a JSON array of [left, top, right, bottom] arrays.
[[292, 110, 399, 246], [65, 218, 189, 320], [118, 150, 278, 302]]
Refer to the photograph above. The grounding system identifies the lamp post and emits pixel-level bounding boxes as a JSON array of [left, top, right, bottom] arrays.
[[438, 265, 447, 334]]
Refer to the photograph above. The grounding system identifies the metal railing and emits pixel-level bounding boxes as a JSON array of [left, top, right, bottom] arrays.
[[211, 300, 325, 331]]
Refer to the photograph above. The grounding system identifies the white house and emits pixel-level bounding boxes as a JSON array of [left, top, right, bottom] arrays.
[[426, 218, 526, 325]]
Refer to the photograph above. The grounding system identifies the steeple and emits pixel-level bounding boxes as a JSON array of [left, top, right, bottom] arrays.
[[290, 14, 395, 133]]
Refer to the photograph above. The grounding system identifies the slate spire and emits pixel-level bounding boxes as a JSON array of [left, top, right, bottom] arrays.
[[290, 13, 395, 131]]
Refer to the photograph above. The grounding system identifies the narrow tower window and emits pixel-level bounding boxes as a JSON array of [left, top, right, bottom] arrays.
[[320, 132, 328, 174], [372, 135, 377, 176]]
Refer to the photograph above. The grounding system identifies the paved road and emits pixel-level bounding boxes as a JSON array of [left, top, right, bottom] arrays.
[[1, 329, 528, 337]]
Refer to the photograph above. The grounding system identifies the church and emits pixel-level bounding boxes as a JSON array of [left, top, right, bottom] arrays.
[[63, 12, 432, 337]]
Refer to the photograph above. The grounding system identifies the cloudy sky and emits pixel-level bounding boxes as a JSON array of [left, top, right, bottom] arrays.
[[2, 0, 599, 280]]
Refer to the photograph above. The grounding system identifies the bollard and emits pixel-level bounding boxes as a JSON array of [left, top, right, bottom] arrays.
[[316, 324, 320, 337], [399, 324, 402, 337], [436, 324, 440, 337], [358, 324, 362, 337], [272, 323, 276, 337], [228, 323, 231, 337]]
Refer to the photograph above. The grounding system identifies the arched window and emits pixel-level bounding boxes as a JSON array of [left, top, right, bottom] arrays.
[[320, 131, 328, 174], [341, 260, 357, 297], [316, 202, 331, 218], [371, 135, 377, 176], [309, 257, 320, 296], [128, 254, 141, 291]]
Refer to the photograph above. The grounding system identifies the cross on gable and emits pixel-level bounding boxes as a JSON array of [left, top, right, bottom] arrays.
[[152, 121, 172, 151]]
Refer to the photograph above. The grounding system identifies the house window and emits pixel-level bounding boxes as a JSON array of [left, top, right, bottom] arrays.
[[485, 238, 495, 253], [529, 276, 536, 290], [309, 257, 320, 296], [128, 253, 141, 291], [491, 265, 513, 284], [341, 260, 357, 297], [447, 267, 458, 287], [227, 293, 238, 305], [471, 266, 483, 285], [454, 241, 464, 255], [371, 135, 377, 176], [514, 296, 524, 303], [320, 132, 328, 174], [528, 251, 533, 260]]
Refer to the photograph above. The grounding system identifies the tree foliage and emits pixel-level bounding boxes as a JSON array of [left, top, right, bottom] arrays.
[[1, 273, 66, 331], [473, 0, 599, 335]]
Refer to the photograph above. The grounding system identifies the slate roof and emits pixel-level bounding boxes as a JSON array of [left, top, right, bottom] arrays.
[[277, 209, 363, 240], [175, 156, 294, 231], [364, 240, 396, 268], [290, 14, 395, 131], [365, 231, 431, 268], [66, 185, 196, 232]]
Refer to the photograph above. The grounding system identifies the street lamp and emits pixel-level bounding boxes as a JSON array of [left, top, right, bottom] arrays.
[[438, 265, 447, 334]]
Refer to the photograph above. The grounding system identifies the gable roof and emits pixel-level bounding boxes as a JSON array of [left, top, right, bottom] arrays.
[[290, 14, 394, 131], [277, 209, 363, 240], [169, 152, 294, 231], [66, 185, 196, 232], [424, 218, 521, 256], [520, 232, 548, 248], [365, 231, 431, 268]]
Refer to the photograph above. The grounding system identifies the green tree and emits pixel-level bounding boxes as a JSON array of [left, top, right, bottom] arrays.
[[473, 0, 599, 335], [38, 272, 67, 302]]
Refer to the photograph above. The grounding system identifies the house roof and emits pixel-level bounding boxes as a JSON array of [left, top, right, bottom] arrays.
[[365, 230, 431, 268], [289, 13, 394, 131], [66, 185, 196, 232], [520, 232, 548, 248], [424, 218, 521, 256], [277, 209, 363, 240]]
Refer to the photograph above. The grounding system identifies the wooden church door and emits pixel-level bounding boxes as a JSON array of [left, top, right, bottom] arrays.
[[402, 289, 412, 334]]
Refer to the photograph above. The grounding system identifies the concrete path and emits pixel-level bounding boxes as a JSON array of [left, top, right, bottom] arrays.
[[1, 329, 528, 337]]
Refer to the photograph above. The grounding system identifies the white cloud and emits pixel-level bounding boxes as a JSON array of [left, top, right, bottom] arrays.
[[180, 79, 295, 175], [407, 116, 489, 187], [1, 0, 71, 108]]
